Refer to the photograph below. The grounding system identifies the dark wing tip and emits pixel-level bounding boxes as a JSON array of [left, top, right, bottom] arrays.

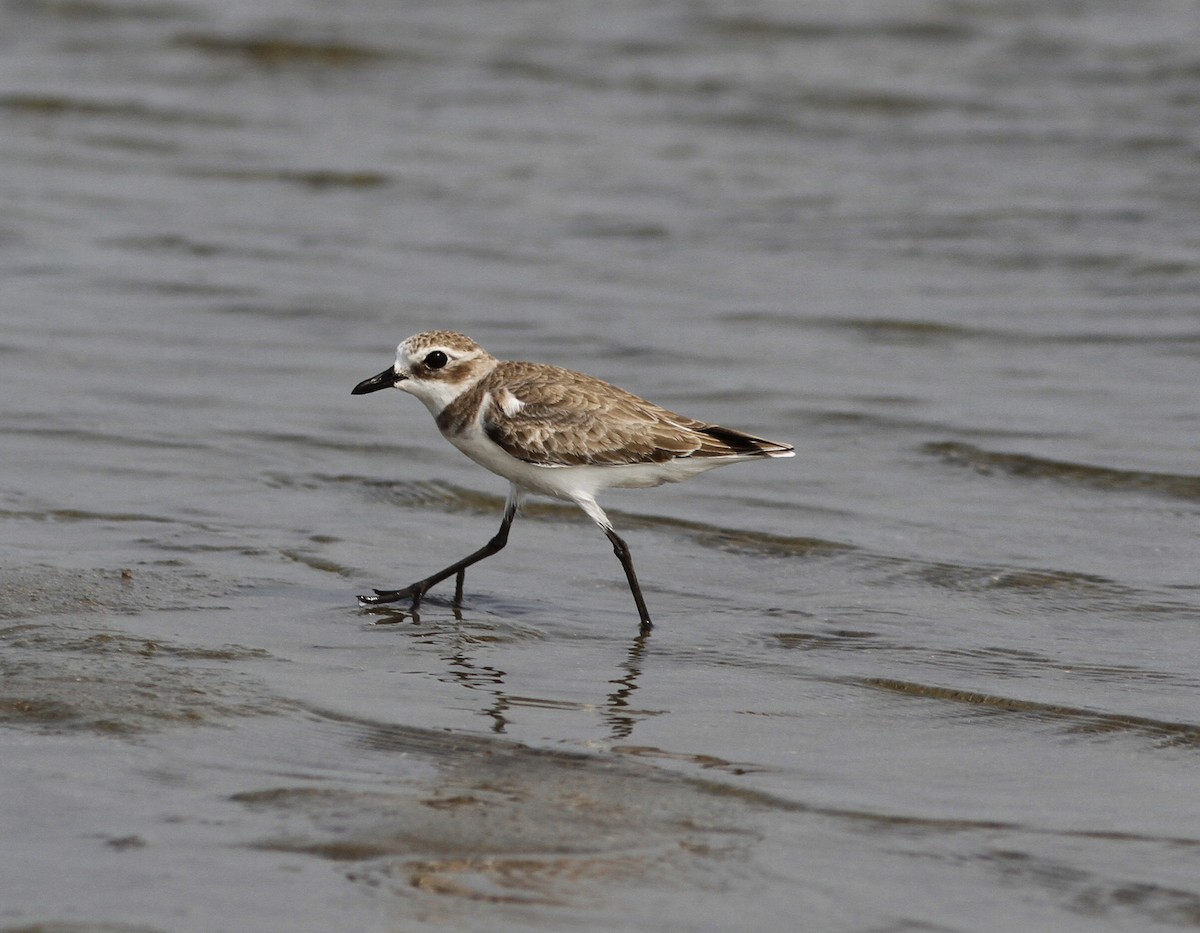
[[698, 424, 793, 457]]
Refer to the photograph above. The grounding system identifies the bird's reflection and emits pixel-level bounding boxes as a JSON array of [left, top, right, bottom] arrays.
[[441, 648, 511, 733], [369, 604, 652, 741], [602, 627, 649, 740]]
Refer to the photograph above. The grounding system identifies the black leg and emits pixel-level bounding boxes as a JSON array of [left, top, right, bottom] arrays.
[[604, 527, 653, 630], [359, 498, 517, 611], [453, 568, 465, 606]]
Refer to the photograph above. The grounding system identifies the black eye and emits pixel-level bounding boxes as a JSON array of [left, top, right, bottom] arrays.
[[424, 350, 448, 370]]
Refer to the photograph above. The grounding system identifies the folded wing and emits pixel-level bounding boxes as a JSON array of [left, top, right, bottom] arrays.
[[481, 363, 793, 467]]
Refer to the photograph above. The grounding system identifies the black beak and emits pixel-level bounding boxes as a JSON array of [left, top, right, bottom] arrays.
[[352, 367, 405, 395]]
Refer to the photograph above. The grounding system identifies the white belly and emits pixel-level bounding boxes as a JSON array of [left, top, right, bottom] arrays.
[[445, 428, 731, 501]]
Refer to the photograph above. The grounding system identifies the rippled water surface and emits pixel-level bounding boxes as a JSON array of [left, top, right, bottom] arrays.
[[3, 0, 1200, 930]]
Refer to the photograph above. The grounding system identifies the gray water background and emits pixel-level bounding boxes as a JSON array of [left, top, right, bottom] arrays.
[[2, 0, 1200, 929]]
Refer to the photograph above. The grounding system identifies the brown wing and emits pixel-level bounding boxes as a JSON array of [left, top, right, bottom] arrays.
[[480, 362, 791, 466]]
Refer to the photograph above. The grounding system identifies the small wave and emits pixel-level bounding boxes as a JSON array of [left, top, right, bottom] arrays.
[[0, 93, 237, 126], [182, 166, 392, 190], [700, 14, 975, 44], [924, 441, 1200, 501], [865, 677, 1200, 749], [173, 34, 389, 67]]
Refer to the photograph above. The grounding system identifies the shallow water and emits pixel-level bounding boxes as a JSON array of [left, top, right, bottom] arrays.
[[3, 0, 1200, 930]]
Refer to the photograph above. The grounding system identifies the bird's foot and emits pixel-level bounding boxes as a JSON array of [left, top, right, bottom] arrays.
[[357, 583, 427, 611], [358, 567, 467, 611]]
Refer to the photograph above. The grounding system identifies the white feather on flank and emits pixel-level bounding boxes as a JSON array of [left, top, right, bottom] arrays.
[[495, 388, 526, 418]]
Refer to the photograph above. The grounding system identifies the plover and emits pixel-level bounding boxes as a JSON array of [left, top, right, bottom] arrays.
[[352, 331, 793, 628]]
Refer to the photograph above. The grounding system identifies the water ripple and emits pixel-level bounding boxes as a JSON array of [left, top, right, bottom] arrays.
[[924, 441, 1200, 500], [866, 678, 1200, 749]]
